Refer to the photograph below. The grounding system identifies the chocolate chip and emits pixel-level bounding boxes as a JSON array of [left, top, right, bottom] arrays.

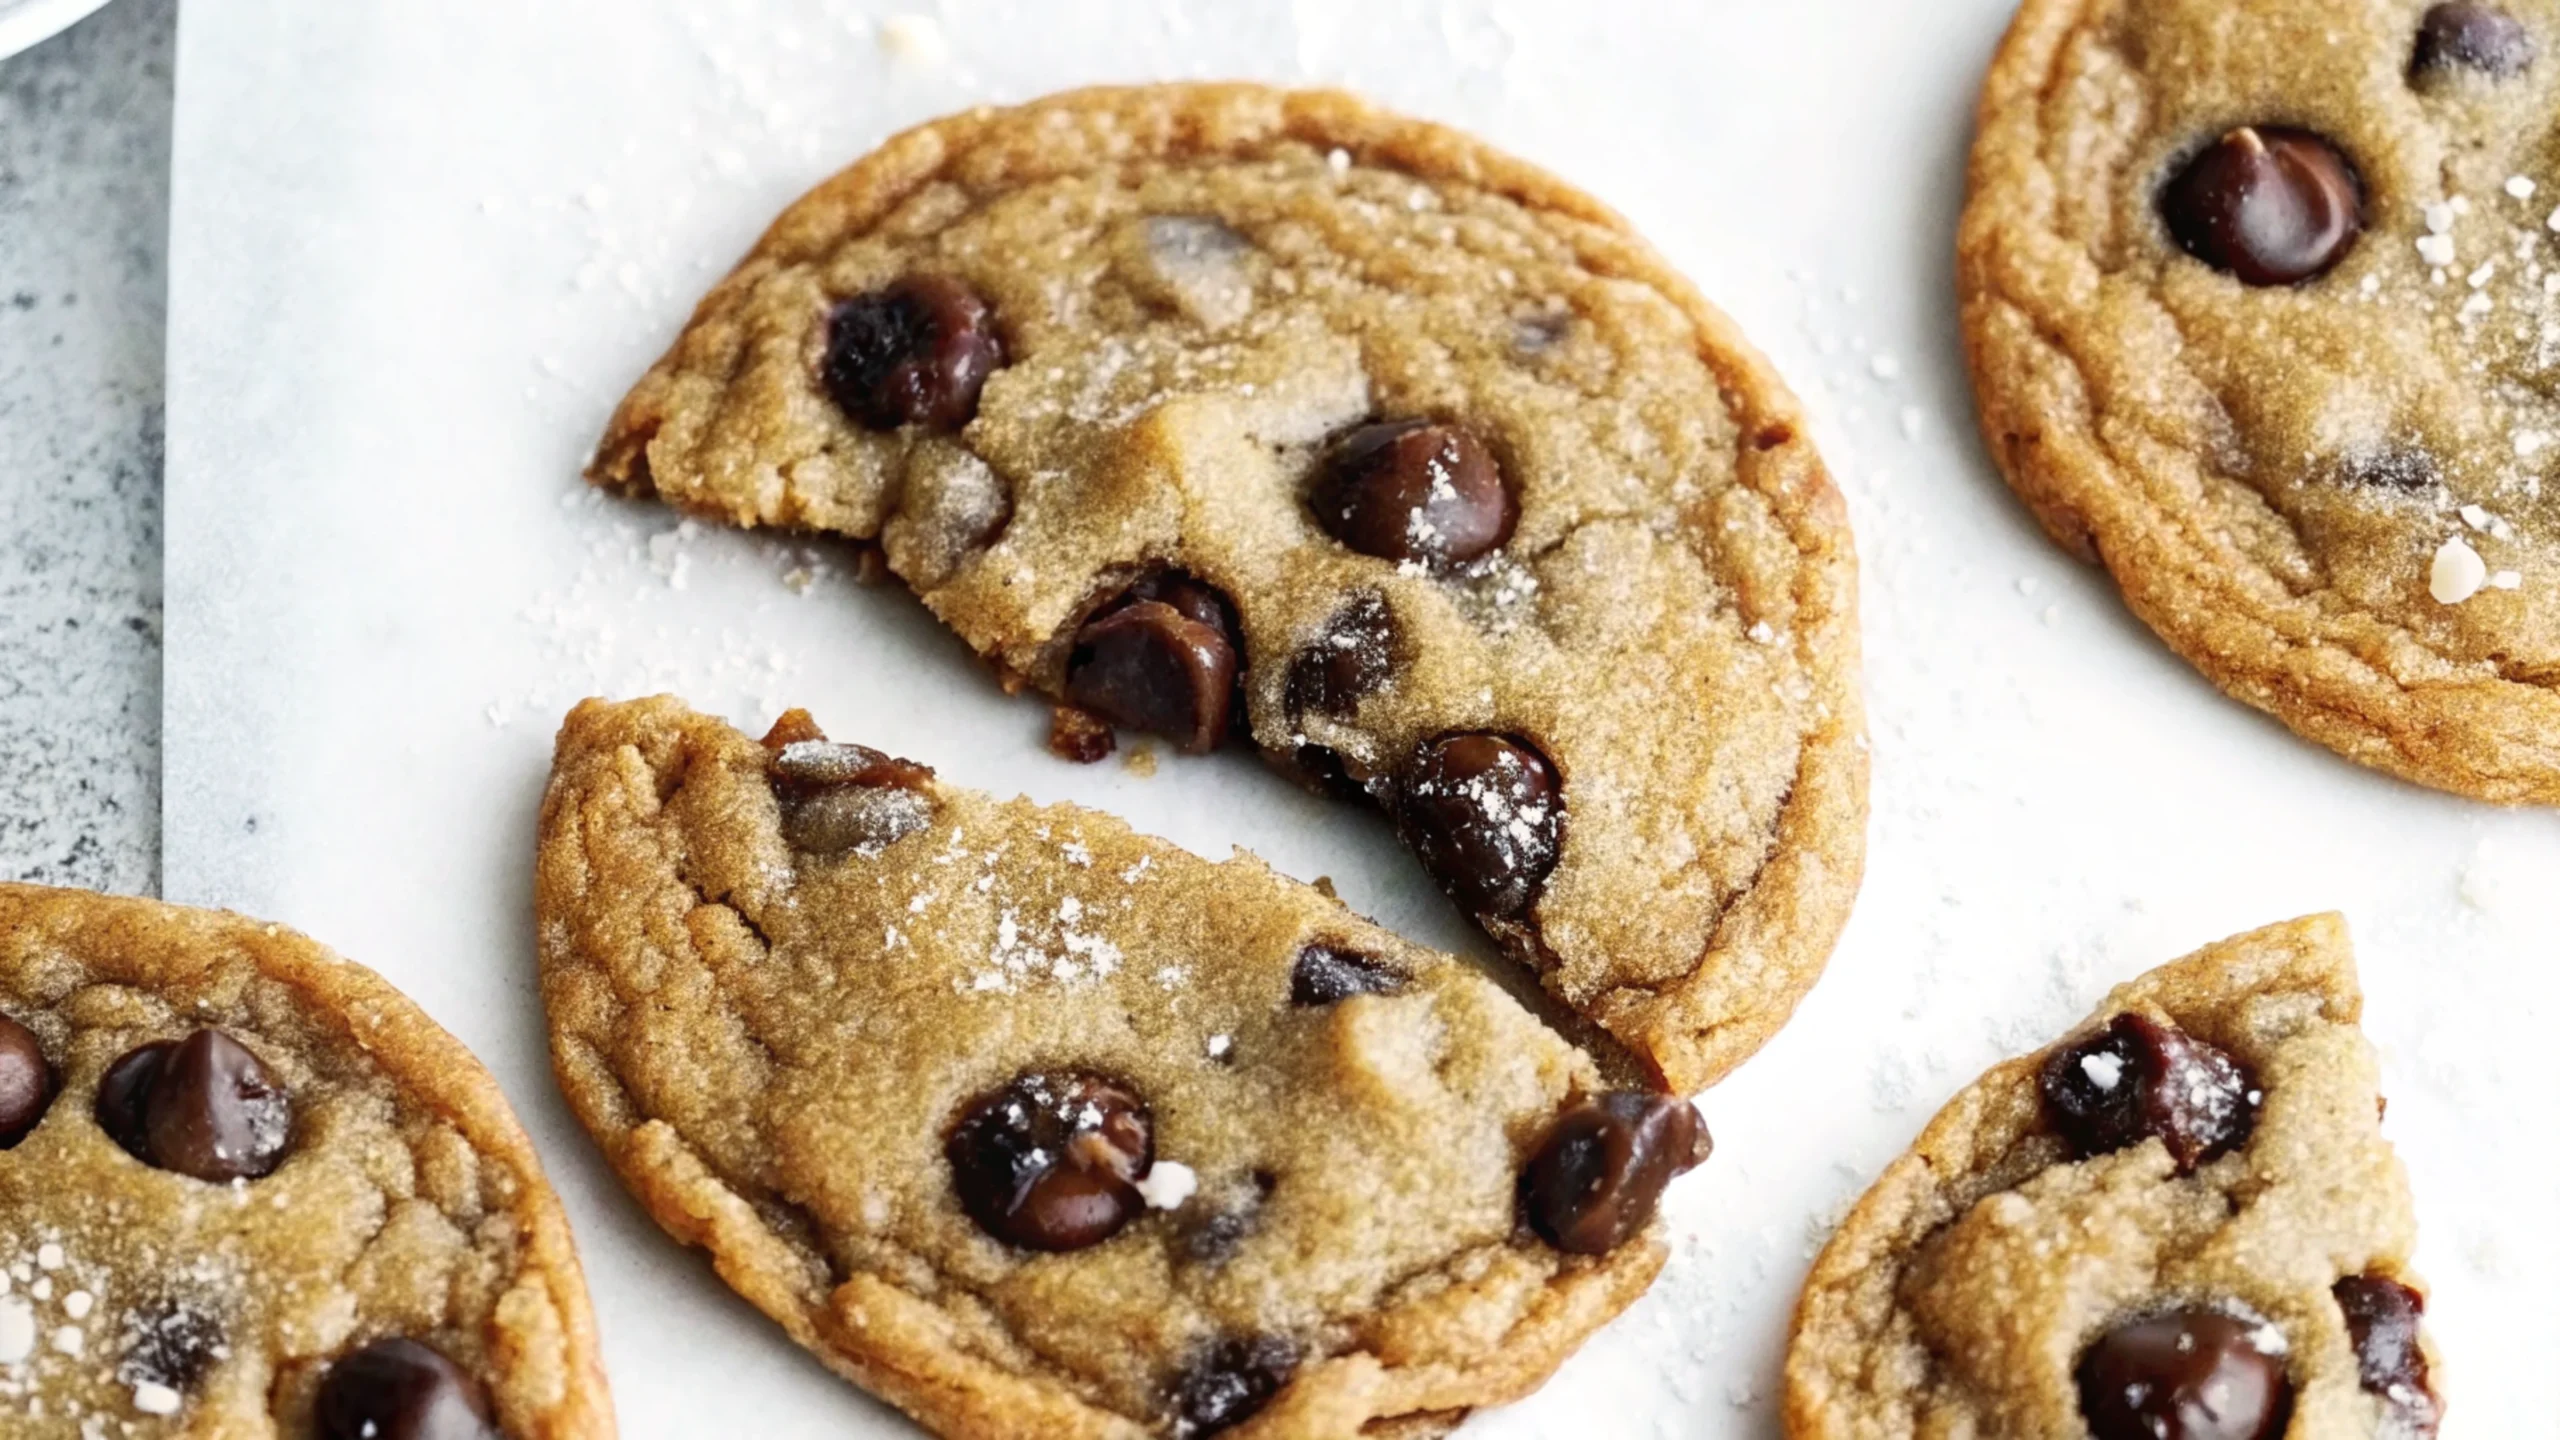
[[2335, 1275, 2441, 1434], [1396, 734, 1564, 922], [1288, 944, 1408, 1006], [1066, 574, 1244, 755], [1288, 743, 1377, 802], [764, 714, 938, 857], [1521, 1091, 1710, 1255], [0, 1015, 55, 1148], [97, 1030, 292, 1183], [823, 275, 1005, 431], [1284, 591, 1396, 721], [1173, 1336, 1297, 1437], [2039, 1012, 2259, 1173], [2414, 2, 2536, 79], [2161, 127, 2364, 286], [118, 1300, 227, 1391], [1047, 704, 1117, 764], [1309, 420, 1515, 570], [946, 1073, 1153, 1252], [314, 1337, 497, 1440], [2076, 1310, 2292, 1440]]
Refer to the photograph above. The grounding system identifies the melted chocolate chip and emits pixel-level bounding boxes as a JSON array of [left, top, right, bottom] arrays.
[[823, 275, 1005, 431], [1309, 420, 1515, 570], [1288, 743, 1377, 802], [1173, 1336, 1297, 1437], [1396, 734, 1564, 922], [1066, 574, 1244, 755], [0, 1014, 54, 1148], [315, 1337, 497, 1440], [1283, 591, 1397, 721], [946, 1073, 1153, 1252], [96, 1030, 291, 1183], [761, 710, 937, 856], [1047, 704, 1118, 764], [119, 1300, 228, 1391], [2040, 1012, 2259, 1173], [2414, 2, 2536, 79], [2076, 1310, 2292, 1440], [1521, 1091, 1710, 1255], [2335, 1275, 2441, 1434], [1288, 944, 1408, 1006], [2161, 127, 2364, 286]]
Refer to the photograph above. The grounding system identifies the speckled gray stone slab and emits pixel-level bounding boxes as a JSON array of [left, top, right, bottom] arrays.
[[0, 0, 170, 894]]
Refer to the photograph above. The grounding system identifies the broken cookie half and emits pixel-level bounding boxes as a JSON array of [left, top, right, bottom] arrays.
[[535, 695, 1709, 1438], [586, 82, 1866, 1093], [1784, 915, 2439, 1440]]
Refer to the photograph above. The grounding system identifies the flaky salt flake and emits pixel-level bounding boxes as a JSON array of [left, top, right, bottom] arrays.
[[2510, 175, 2540, 200], [2468, 261, 2497, 289], [2424, 200, 2457, 234], [1747, 621, 1777, 644], [50, 1324, 82, 1357], [132, 1382, 182, 1417], [1205, 1034, 1232, 1060], [0, 1298, 31, 1364], [33, 1245, 61, 1272], [1134, 1160, 1199, 1211], [2417, 233, 2457, 267], [60, 1291, 89, 1321], [2461, 503, 2495, 531], [2488, 569, 2524, 590], [2432, 536, 2489, 604]]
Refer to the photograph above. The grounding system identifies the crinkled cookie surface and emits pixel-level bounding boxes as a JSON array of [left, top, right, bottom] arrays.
[[1964, 0, 2560, 802], [1785, 915, 2438, 1440], [592, 82, 1867, 1091], [536, 696, 1700, 1439], [0, 883, 612, 1439]]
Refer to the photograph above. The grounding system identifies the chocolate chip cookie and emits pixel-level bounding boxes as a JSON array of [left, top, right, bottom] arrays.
[[535, 695, 1708, 1438], [588, 83, 1868, 1092], [0, 882, 613, 1438], [1784, 915, 2438, 1439], [1964, 0, 2560, 803]]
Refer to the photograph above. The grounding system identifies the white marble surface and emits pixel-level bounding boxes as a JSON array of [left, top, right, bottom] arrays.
[[0, 0, 168, 895]]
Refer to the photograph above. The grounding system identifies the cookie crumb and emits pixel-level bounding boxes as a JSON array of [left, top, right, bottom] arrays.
[[1122, 744, 1158, 778], [878, 14, 949, 68], [1047, 706, 1116, 764]]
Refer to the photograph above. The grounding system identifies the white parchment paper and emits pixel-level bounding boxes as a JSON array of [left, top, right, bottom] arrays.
[[163, 1, 2560, 1434]]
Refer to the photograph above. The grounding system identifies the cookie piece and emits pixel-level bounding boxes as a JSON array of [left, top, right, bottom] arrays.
[[535, 695, 1704, 1438], [0, 883, 613, 1438], [1962, 0, 2560, 803], [588, 83, 1867, 1092], [1784, 915, 2439, 1439]]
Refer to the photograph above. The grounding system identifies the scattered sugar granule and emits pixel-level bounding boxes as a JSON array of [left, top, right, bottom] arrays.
[[2080, 1051, 2125, 1091], [2488, 569, 2524, 590], [2432, 536, 2489, 604], [1747, 621, 1777, 645], [2417, 233, 2458, 268], [60, 1291, 90, 1321], [2511, 175, 2540, 200], [1206, 1033, 1233, 1060], [1134, 1161, 1199, 1211], [33, 1245, 61, 1272], [878, 14, 949, 68], [50, 1324, 82, 1357], [1326, 147, 1352, 176], [132, 1382, 183, 1417]]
